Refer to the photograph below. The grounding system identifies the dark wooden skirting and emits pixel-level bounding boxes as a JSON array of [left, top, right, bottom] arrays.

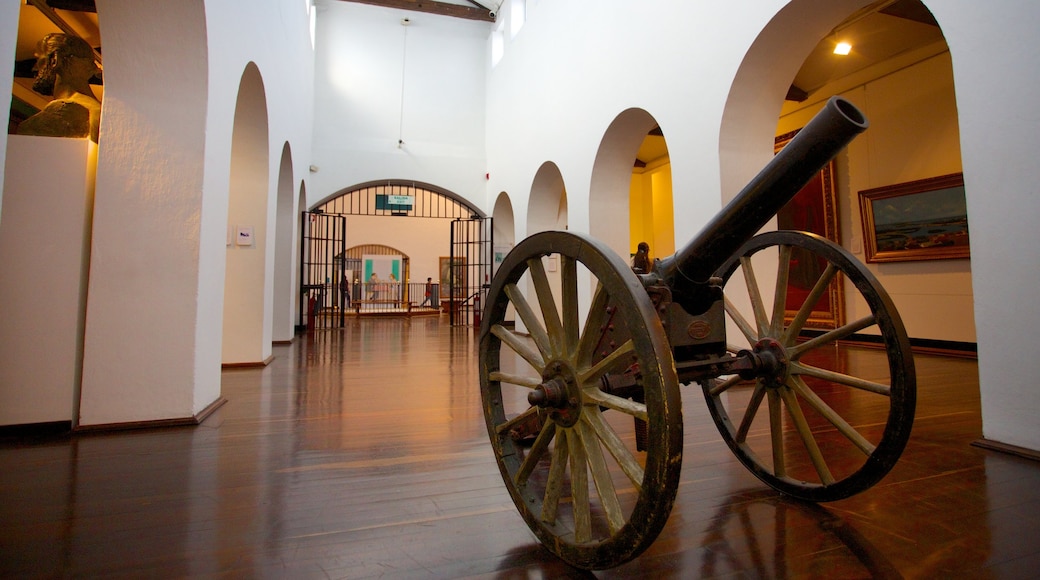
[[73, 397, 228, 433], [273, 339, 294, 345], [0, 420, 72, 440], [800, 329, 978, 359], [221, 354, 275, 369], [972, 437, 1040, 462]]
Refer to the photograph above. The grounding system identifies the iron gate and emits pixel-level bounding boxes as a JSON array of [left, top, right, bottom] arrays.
[[448, 217, 493, 327], [299, 211, 347, 330]]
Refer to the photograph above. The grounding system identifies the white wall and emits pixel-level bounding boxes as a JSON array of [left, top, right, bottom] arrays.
[[0, 137, 95, 426], [927, 0, 1040, 450], [484, 0, 1040, 452], [309, 1, 490, 210], [345, 215, 450, 283], [72, 0, 314, 426]]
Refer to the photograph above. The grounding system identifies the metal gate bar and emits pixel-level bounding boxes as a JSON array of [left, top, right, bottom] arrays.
[[449, 217, 493, 327], [299, 211, 347, 330]]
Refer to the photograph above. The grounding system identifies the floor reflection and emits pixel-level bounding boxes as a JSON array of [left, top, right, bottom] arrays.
[[3, 319, 1039, 577], [698, 488, 902, 579]]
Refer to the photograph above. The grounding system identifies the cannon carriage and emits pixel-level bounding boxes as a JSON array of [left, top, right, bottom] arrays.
[[478, 97, 916, 570]]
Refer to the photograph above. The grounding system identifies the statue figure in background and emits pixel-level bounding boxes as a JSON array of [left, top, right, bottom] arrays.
[[631, 241, 651, 274], [17, 33, 101, 142]]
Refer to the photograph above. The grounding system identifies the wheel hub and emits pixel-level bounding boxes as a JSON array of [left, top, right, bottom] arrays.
[[750, 337, 789, 387], [529, 360, 581, 427]]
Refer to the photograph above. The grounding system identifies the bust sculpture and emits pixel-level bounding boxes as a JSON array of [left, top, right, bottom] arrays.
[[17, 33, 101, 142]]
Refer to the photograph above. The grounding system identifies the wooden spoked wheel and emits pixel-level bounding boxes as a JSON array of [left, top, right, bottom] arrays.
[[704, 230, 916, 502], [479, 231, 682, 570]]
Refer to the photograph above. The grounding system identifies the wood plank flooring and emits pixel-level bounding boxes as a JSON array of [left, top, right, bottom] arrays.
[[2, 316, 1039, 578]]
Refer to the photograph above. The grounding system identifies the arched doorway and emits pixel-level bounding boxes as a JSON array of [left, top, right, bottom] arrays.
[[222, 62, 271, 365], [272, 142, 297, 343], [590, 108, 673, 263], [721, 0, 971, 350], [302, 180, 490, 327]]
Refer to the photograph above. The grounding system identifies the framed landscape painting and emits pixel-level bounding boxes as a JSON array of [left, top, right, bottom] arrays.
[[859, 173, 969, 263]]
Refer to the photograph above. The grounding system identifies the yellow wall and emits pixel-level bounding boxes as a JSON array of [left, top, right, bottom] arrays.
[[629, 159, 675, 262]]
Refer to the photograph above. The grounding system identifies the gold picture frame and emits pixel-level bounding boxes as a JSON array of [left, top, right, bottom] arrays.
[[859, 173, 969, 263]]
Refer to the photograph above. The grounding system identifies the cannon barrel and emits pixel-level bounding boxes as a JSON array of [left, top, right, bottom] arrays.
[[655, 96, 868, 313]]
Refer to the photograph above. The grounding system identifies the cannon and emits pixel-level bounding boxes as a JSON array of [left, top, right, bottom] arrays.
[[478, 97, 915, 570]]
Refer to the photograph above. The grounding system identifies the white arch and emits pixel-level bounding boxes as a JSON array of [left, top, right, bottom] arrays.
[[528, 161, 567, 234], [222, 62, 272, 365], [272, 142, 297, 343], [589, 108, 661, 260]]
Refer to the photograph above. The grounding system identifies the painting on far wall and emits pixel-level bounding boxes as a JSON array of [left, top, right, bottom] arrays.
[[859, 173, 969, 263], [439, 256, 466, 298]]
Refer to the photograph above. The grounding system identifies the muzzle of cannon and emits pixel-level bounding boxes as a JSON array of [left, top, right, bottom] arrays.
[[478, 97, 916, 570], [656, 96, 869, 315]]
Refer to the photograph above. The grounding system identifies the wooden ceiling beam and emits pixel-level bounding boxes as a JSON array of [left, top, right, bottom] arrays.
[[45, 0, 97, 12], [335, 0, 495, 22]]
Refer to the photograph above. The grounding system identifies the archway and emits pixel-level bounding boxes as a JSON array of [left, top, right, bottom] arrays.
[[590, 108, 672, 263], [528, 161, 567, 234], [272, 142, 296, 343], [721, 0, 971, 348], [492, 191, 516, 323], [222, 62, 271, 365], [492, 190, 516, 266]]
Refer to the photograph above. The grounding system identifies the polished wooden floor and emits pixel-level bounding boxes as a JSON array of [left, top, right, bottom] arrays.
[[2, 316, 1039, 578]]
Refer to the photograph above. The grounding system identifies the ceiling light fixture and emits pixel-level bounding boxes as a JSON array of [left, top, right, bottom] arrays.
[[834, 41, 852, 56]]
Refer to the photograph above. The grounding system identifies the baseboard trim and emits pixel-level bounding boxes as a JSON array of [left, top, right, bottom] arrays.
[[971, 438, 1040, 462], [0, 420, 73, 439], [222, 354, 275, 369], [798, 330, 977, 359], [74, 397, 228, 434]]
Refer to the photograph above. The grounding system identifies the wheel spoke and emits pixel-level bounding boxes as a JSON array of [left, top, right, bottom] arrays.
[[788, 376, 876, 456], [489, 371, 543, 389], [788, 315, 876, 359], [791, 362, 891, 396], [778, 386, 835, 485], [491, 324, 545, 371], [515, 418, 556, 485], [724, 296, 759, 344], [577, 419, 625, 534], [528, 258, 565, 356], [740, 256, 771, 338], [704, 230, 915, 503], [707, 373, 744, 397], [768, 390, 785, 477], [576, 282, 612, 367], [781, 264, 838, 345], [583, 408, 644, 489], [504, 283, 552, 360], [541, 427, 568, 525], [735, 382, 767, 442], [566, 427, 593, 543], [577, 339, 636, 384], [582, 385, 648, 422], [561, 255, 580, 355], [770, 245, 792, 337]]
